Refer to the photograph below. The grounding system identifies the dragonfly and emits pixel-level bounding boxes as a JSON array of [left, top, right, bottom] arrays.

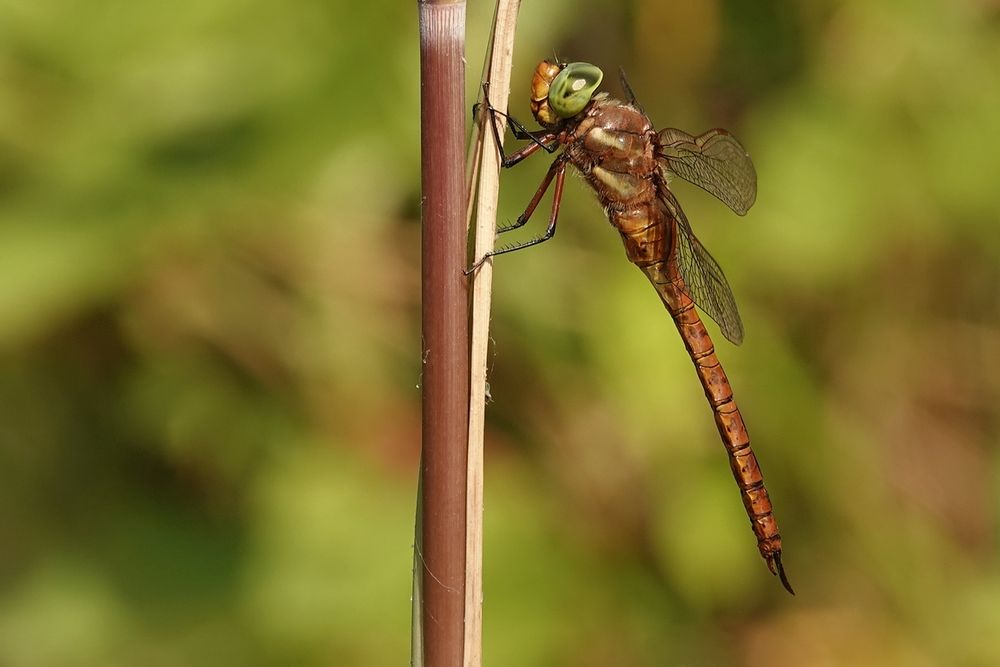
[[471, 60, 792, 594]]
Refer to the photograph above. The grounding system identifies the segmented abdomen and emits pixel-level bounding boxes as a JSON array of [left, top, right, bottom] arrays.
[[643, 256, 783, 571], [574, 104, 788, 583]]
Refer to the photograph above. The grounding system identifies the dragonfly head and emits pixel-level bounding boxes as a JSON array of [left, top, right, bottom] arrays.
[[530, 60, 604, 127]]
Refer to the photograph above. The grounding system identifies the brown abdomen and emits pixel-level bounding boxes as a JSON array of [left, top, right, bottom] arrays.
[[610, 203, 669, 267], [640, 254, 785, 575]]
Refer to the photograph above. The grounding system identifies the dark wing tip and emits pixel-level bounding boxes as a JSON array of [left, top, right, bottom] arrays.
[[726, 323, 745, 347]]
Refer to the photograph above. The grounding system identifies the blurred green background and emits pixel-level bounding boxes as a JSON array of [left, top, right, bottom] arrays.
[[1, 0, 998, 664]]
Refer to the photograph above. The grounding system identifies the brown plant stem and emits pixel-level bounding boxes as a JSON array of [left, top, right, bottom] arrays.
[[417, 1, 469, 665]]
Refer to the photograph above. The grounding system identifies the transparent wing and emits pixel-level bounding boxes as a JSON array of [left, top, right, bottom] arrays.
[[658, 128, 757, 216], [659, 184, 745, 345]]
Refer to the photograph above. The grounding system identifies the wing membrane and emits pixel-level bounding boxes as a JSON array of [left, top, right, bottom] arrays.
[[658, 128, 757, 216], [659, 184, 745, 345]]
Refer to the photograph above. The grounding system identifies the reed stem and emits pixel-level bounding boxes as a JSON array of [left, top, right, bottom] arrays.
[[416, 1, 469, 665]]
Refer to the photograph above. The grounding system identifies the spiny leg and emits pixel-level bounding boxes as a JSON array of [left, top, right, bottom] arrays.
[[494, 151, 566, 237], [495, 153, 565, 235], [474, 82, 551, 143], [467, 157, 567, 274], [476, 83, 558, 168], [474, 96, 547, 143]]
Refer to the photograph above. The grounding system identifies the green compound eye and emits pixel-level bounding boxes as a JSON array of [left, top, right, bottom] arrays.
[[548, 62, 603, 118]]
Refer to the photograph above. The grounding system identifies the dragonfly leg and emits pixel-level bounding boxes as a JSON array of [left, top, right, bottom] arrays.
[[473, 99, 538, 142], [466, 157, 567, 274], [478, 82, 550, 142], [477, 82, 558, 168], [495, 155, 563, 235]]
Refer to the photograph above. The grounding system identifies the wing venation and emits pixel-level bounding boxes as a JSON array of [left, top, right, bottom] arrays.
[[659, 182, 745, 345], [658, 128, 757, 216]]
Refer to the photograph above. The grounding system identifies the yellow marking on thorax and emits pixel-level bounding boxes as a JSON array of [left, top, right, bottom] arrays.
[[587, 127, 628, 152], [592, 166, 643, 200]]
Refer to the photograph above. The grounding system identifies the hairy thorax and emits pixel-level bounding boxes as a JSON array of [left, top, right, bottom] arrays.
[[562, 95, 659, 210], [561, 94, 666, 266]]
